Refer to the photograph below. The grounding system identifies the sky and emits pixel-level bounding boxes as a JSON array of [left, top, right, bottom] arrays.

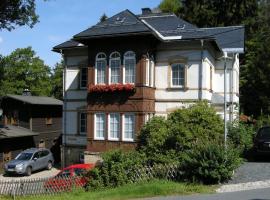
[[0, 0, 161, 68]]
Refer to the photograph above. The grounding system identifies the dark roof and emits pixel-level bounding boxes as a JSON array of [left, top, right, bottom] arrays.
[[53, 40, 85, 52], [54, 9, 245, 53], [0, 125, 39, 140], [201, 26, 245, 53], [5, 94, 63, 106], [74, 10, 151, 39]]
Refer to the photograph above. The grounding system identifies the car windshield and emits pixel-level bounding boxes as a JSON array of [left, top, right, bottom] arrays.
[[258, 127, 270, 139], [15, 153, 33, 161]]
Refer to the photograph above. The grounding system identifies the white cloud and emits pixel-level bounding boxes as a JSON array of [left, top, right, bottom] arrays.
[[0, 37, 3, 44]]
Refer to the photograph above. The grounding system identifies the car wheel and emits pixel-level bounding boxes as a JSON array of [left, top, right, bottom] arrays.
[[47, 161, 53, 170], [26, 166, 32, 176]]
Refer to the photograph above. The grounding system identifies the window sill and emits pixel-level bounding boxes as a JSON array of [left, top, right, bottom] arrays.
[[122, 139, 135, 142], [166, 87, 188, 91], [94, 137, 105, 141], [108, 138, 120, 141]]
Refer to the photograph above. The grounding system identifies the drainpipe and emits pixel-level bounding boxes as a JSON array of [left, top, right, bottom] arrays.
[[199, 40, 204, 100], [224, 52, 228, 148], [60, 49, 67, 168]]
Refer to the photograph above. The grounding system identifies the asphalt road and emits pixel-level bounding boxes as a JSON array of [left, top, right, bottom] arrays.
[[144, 188, 270, 200]]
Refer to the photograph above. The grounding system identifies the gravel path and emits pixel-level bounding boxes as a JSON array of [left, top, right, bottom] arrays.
[[0, 168, 59, 181], [228, 162, 270, 184]]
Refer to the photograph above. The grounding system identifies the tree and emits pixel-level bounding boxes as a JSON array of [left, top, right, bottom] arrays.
[[0, 47, 52, 96], [158, 0, 258, 28], [0, 0, 39, 31], [240, 1, 270, 117], [50, 61, 63, 100], [99, 13, 108, 22]]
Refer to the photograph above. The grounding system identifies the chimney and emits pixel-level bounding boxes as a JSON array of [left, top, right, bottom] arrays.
[[22, 89, 31, 96], [142, 8, 152, 15]]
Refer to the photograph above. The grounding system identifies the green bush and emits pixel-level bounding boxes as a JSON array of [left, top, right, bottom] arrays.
[[255, 115, 270, 129], [181, 143, 242, 184], [137, 116, 177, 164], [228, 120, 255, 155], [86, 150, 147, 190], [167, 101, 224, 152]]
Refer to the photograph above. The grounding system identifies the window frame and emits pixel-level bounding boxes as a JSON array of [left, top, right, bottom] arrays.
[[80, 67, 88, 89], [123, 51, 136, 84], [95, 52, 107, 85], [79, 112, 87, 135], [170, 63, 186, 88], [94, 113, 106, 140], [109, 52, 121, 84], [108, 113, 120, 141], [122, 113, 135, 142]]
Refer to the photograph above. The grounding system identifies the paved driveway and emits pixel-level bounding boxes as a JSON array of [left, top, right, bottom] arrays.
[[228, 161, 270, 184], [0, 168, 60, 180]]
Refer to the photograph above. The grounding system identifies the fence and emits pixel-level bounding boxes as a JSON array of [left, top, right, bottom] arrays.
[[0, 164, 180, 199]]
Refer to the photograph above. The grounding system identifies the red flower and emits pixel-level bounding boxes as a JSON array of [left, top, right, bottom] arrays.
[[88, 83, 135, 93]]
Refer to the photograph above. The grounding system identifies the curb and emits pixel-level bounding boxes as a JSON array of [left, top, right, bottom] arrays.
[[216, 179, 270, 193]]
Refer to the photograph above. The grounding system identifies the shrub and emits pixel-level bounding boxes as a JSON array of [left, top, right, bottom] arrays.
[[228, 120, 255, 156], [167, 101, 224, 152], [86, 150, 147, 190], [181, 143, 242, 184], [255, 115, 270, 129], [137, 116, 177, 164]]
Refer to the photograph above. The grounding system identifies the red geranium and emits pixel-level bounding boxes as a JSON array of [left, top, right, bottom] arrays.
[[88, 83, 135, 93]]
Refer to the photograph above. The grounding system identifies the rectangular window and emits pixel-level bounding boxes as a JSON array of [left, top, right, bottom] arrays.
[[145, 59, 149, 86], [95, 113, 105, 139], [96, 60, 106, 84], [109, 113, 120, 140], [171, 63, 185, 87], [80, 68, 88, 88], [45, 117, 53, 125], [125, 59, 135, 83], [80, 113, 87, 135], [123, 114, 135, 141], [110, 60, 121, 83]]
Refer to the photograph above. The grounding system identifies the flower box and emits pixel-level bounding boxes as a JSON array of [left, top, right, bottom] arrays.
[[88, 83, 135, 94]]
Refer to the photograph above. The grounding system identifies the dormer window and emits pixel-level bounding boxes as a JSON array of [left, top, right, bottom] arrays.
[[95, 53, 106, 84], [109, 52, 121, 84]]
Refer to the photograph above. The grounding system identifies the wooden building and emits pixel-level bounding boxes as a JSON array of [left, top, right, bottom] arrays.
[[0, 94, 63, 164]]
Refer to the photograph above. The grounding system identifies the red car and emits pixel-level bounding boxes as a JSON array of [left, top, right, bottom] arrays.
[[44, 163, 95, 192]]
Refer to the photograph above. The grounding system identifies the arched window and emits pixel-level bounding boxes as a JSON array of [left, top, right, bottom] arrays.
[[95, 53, 106, 84], [124, 51, 136, 84], [109, 52, 121, 83], [171, 63, 185, 87]]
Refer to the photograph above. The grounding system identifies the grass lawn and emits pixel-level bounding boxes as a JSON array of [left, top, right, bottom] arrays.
[[0, 180, 216, 200]]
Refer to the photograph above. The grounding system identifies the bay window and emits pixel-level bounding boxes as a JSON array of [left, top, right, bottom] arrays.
[[95, 53, 106, 84], [124, 51, 136, 84]]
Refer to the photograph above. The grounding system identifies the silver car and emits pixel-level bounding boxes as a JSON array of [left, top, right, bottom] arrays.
[[4, 148, 54, 176]]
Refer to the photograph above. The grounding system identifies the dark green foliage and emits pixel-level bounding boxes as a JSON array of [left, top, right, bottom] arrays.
[[181, 143, 242, 184], [137, 116, 177, 164], [86, 150, 147, 190], [0, 0, 39, 31], [228, 121, 255, 155], [99, 13, 108, 22], [51, 61, 63, 100], [167, 101, 224, 152], [0, 47, 52, 96]]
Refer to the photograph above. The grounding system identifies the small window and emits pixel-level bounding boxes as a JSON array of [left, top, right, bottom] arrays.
[[123, 114, 135, 141], [80, 68, 88, 88], [95, 113, 105, 140], [45, 117, 53, 125], [96, 53, 107, 84], [171, 63, 185, 87], [109, 52, 121, 83], [109, 113, 120, 140], [80, 113, 87, 135]]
